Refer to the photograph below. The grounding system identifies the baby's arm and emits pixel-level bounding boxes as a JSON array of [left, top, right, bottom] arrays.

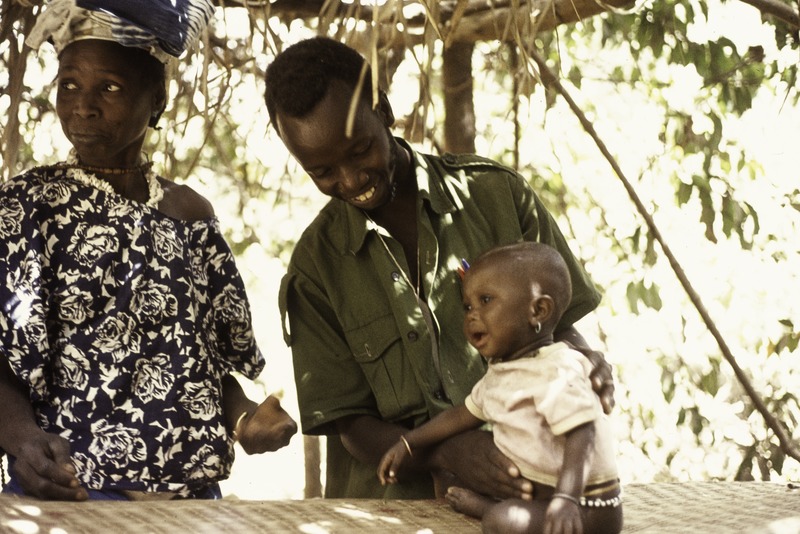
[[377, 404, 483, 485], [546, 421, 595, 534]]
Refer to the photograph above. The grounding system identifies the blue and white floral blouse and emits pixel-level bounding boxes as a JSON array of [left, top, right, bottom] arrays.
[[0, 165, 265, 495]]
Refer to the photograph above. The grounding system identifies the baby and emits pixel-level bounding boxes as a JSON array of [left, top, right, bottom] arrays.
[[378, 242, 622, 534]]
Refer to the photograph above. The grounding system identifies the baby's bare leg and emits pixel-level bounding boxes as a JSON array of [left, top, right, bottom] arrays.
[[447, 489, 622, 534], [487, 500, 623, 534], [482, 498, 549, 534]]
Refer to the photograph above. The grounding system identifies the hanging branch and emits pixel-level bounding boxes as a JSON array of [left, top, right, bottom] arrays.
[[738, 0, 800, 29], [528, 49, 800, 464], [0, 4, 37, 181]]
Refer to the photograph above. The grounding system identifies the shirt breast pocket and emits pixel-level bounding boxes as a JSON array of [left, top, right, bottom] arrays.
[[345, 314, 422, 422]]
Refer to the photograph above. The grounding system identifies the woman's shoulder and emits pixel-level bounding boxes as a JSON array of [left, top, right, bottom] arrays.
[[5, 164, 61, 183], [156, 178, 215, 221], [1, 166, 67, 201]]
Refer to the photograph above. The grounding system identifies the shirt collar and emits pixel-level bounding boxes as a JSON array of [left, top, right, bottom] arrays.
[[343, 137, 460, 254]]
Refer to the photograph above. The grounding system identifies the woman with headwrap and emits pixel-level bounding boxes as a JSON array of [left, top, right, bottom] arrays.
[[0, 0, 296, 501]]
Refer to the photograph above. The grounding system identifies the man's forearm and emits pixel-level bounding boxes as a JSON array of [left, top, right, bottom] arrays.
[[554, 325, 591, 351]]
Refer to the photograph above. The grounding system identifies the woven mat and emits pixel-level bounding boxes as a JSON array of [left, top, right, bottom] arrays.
[[1, 482, 799, 533], [0, 495, 481, 533], [621, 482, 800, 533]]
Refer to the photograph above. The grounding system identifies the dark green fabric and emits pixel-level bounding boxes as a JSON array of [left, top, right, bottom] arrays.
[[279, 141, 602, 499]]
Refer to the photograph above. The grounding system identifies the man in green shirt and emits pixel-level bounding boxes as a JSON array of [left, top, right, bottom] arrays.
[[270, 37, 614, 500]]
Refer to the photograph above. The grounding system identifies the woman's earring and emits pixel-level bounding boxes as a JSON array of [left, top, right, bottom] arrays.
[[149, 111, 162, 129], [534, 322, 542, 334]]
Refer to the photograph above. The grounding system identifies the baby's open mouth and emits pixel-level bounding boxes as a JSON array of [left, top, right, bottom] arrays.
[[470, 331, 486, 346]]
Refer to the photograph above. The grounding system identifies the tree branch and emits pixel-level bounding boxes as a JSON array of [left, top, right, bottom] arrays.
[[217, 0, 635, 44], [738, 0, 800, 30]]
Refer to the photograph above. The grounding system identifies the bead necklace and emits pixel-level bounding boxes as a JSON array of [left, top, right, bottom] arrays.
[[76, 164, 146, 175], [61, 150, 164, 208]]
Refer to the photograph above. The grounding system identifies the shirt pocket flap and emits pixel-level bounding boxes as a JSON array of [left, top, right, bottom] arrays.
[[345, 314, 400, 363]]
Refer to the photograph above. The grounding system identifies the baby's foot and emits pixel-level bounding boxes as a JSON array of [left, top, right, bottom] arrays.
[[445, 486, 497, 519]]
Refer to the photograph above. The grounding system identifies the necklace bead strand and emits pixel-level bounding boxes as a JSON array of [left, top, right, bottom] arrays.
[[60, 151, 163, 208], [72, 163, 153, 175]]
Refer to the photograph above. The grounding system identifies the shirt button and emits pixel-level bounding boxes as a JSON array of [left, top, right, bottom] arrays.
[[434, 389, 445, 400], [407, 331, 418, 342], [391, 271, 401, 282]]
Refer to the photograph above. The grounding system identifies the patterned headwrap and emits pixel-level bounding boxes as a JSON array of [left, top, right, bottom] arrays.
[[26, 0, 215, 63]]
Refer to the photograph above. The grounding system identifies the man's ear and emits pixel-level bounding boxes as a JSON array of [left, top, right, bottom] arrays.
[[377, 90, 395, 126], [530, 295, 555, 326]]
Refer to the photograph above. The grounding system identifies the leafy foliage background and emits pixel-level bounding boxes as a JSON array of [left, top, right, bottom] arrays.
[[1, 0, 799, 497]]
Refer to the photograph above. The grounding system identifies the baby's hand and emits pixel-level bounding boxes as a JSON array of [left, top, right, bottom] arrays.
[[544, 495, 583, 534], [236, 395, 298, 454], [377, 440, 412, 485]]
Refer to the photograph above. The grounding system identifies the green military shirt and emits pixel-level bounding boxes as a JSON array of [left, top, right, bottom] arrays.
[[279, 141, 602, 499]]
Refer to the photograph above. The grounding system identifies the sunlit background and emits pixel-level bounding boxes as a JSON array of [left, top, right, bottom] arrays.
[[2, 0, 799, 500]]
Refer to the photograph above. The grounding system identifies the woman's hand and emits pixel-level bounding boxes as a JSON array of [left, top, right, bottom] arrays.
[[12, 432, 87, 501], [429, 430, 533, 500], [1, 360, 86, 500], [236, 395, 298, 454]]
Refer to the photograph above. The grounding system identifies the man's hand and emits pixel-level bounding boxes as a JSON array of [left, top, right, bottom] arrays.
[[554, 326, 615, 414], [429, 430, 533, 500], [12, 433, 87, 501], [582, 350, 615, 414], [236, 395, 298, 454]]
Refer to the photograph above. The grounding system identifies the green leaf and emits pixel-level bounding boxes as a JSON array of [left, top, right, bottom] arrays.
[[626, 281, 641, 313], [662, 368, 676, 403], [642, 281, 663, 310], [644, 234, 658, 267], [677, 181, 693, 205], [697, 187, 717, 243], [700, 370, 720, 396]]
